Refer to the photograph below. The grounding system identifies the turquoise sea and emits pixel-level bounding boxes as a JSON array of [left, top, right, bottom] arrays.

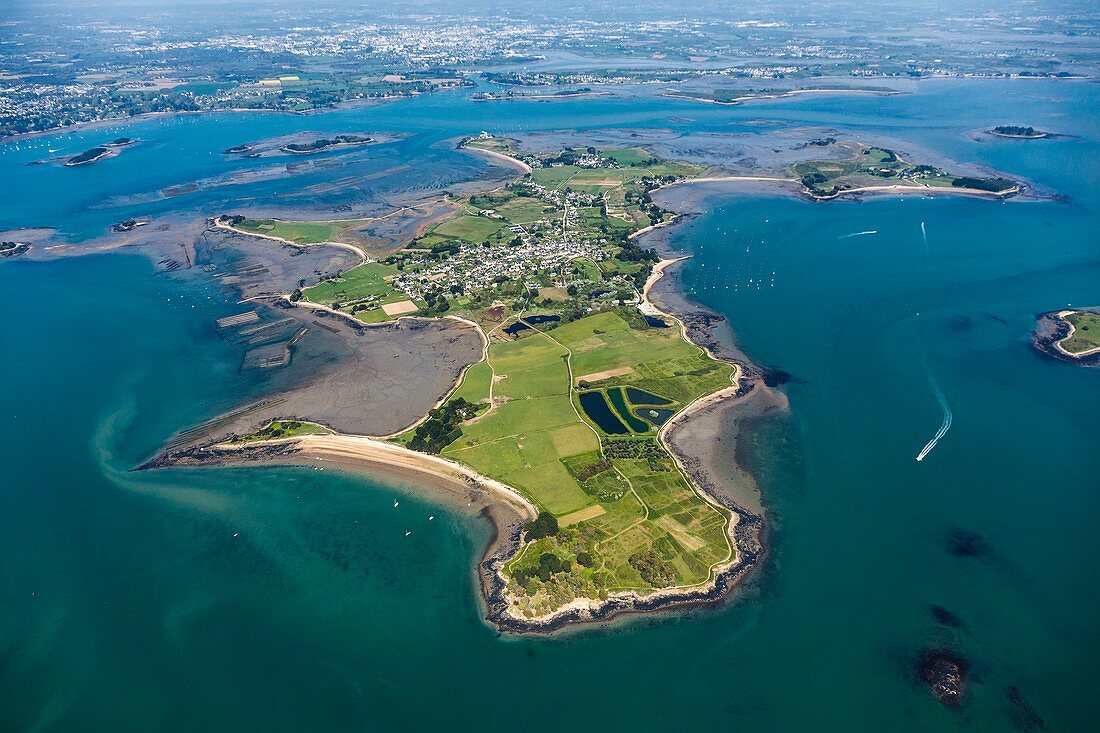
[[1, 79, 1097, 730]]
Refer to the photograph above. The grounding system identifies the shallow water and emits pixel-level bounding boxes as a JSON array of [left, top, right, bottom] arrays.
[[1, 79, 1097, 730]]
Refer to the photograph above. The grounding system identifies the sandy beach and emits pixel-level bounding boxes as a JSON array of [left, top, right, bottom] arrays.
[[462, 145, 533, 174]]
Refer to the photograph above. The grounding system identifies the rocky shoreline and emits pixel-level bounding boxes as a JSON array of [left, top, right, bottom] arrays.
[[137, 436, 304, 471], [479, 505, 763, 633]]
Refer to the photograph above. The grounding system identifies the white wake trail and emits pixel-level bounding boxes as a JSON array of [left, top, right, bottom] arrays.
[[920, 221, 928, 251], [839, 230, 878, 240], [916, 374, 952, 462]]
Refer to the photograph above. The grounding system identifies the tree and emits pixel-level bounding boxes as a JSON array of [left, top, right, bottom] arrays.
[[524, 511, 559, 540]]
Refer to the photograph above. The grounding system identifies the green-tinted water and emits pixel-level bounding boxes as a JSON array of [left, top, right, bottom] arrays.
[[1, 79, 1097, 730]]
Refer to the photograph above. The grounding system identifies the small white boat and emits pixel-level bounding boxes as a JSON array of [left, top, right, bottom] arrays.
[[394, 500, 399, 507], [405, 530, 412, 537]]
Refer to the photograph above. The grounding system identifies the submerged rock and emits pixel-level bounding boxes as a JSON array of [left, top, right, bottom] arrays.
[[946, 527, 990, 558], [919, 649, 967, 706], [930, 604, 965, 629], [1006, 686, 1045, 730]]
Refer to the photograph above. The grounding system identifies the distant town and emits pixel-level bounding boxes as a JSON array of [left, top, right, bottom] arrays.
[[2, 2, 1095, 137]]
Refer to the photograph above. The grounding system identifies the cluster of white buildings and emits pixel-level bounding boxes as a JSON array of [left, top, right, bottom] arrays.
[[388, 181, 617, 301]]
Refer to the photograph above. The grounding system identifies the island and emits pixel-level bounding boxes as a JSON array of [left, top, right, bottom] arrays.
[[222, 144, 256, 155], [146, 133, 1019, 631], [280, 134, 374, 154], [65, 146, 112, 166], [1033, 309, 1100, 366], [150, 135, 767, 630], [989, 125, 1049, 139], [663, 86, 898, 106], [471, 88, 605, 102], [63, 137, 137, 166]]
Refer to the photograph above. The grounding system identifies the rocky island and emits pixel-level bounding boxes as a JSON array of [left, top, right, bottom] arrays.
[[989, 125, 1050, 139], [64, 137, 137, 166], [280, 134, 374, 154]]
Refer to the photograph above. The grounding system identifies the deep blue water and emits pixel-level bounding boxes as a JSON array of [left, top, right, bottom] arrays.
[[1, 79, 1097, 730]]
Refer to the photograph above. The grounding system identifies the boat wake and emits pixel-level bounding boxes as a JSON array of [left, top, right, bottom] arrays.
[[916, 373, 952, 462], [839, 230, 878, 240], [920, 221, 928, 251]]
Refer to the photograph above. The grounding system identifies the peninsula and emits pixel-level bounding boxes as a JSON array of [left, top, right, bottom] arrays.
[[789, 141, 1019, 199]]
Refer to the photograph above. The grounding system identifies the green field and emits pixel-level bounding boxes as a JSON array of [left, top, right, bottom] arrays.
[[436, 309, 736, 616], [302, 261, 400, 307], [604, 147, 654, 167], [431, 214, 507, 243], [491, 196, 554, 224], [1061, 312, 1100, 354], [231, 420, 331, 443], [232, 217, 372, 245]]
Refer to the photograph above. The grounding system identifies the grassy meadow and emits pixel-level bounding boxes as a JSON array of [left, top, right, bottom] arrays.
[[439, 309, 736, 615]]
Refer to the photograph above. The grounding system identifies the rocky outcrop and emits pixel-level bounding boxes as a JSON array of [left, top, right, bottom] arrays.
[[919, 649, 967, 706]]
